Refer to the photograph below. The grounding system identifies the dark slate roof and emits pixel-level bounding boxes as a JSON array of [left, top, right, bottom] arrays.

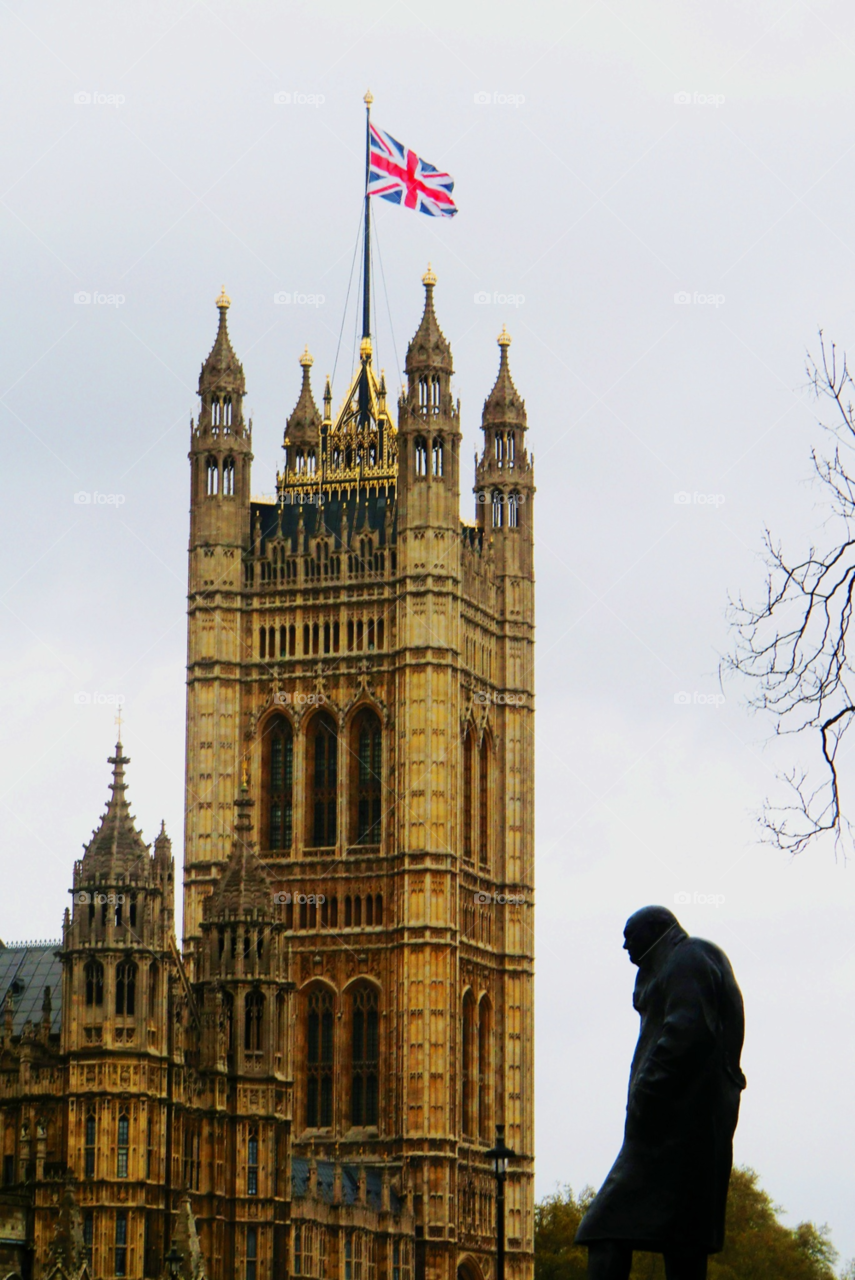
[[251, 488, 396, 557], [0, 943, 62, 1035], [291, 1160, 402, 1213]]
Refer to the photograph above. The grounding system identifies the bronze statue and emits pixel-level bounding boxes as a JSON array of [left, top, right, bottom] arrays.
[[576, 906, 746, 1280]]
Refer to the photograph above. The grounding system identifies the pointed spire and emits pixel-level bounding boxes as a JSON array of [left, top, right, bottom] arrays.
[[204, 783, 272, 922], [285, 347, 322, 443], [169, 1194, 208, 1280], [482, 326, 526, 428], [45, 1177, 88, 1280], [154, 820, 173, 868], [405, 264, 452, 376], [199, 287, 245, 397], [80, 740, 148, 877]]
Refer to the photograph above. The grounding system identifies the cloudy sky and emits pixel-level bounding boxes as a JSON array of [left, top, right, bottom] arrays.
[[4, 0, 855, 1261]]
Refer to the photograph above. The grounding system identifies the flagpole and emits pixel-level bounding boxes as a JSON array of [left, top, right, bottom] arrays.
[[362, 89, 373, 342]]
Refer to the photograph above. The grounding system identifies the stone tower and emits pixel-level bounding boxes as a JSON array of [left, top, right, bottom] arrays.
[[181, 273, 535, 1280]]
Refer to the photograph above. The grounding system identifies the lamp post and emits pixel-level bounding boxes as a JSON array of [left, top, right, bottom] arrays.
[[165, 1245, 183, 1280], [486, 1125, 516, 1280]]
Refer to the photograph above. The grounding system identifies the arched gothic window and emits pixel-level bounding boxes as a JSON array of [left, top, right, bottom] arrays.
[[414, 437, 428, 477], [212, 397, 221, 427], [351, 984, 379, 1126], [352, 709, 382, 845], [306, 987, 334, 1127], [478, 996, 492, 1140], [245, 990, 264, 1053], [85, 960, 103, 1007], [262, 715, 294, 853], [223, 395, 232, 428], [430, 373, 441, 413], [462, 991, 476, 1137], [115, 962, 136, 1016], [432, 437, 444, 477], [492, 491, 504, 528], [418, 376, 429, 412], [507, 432, 516, 467], [206, 457, 219, 496], [309, 713, 338, 847], [223, 456, 236, 495]]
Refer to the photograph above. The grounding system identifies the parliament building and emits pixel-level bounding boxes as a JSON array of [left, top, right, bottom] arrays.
[[0, 270, 535, 1280]]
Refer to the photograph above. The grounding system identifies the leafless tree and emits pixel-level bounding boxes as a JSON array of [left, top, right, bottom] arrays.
[[725, 331, 855, 855]]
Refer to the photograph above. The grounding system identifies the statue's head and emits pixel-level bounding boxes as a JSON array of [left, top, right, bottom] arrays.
[[623, 905, 686, 967]]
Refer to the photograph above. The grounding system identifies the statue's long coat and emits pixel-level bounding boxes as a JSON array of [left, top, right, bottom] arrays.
[[576, 932, 746, 1253]]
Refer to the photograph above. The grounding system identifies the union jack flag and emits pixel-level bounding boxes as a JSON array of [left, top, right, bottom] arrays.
[[367, 124, 458, 218]]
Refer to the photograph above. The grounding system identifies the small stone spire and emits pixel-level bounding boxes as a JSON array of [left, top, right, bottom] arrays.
[[45, 1177, 88, 1280], [199, 287, 245, 399], [79, 739, 148, 877], [285, 347, 322, 445], [168, 1194, 207, 1280], [405, 264, 452, 377], [482, 326, 526, 429]]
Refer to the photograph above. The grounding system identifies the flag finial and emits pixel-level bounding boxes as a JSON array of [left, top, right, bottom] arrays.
[[422, 263, 437, 288], [364, 89, 373, 108], [216, 285, 231, 312], [300, 346, 314, 368]]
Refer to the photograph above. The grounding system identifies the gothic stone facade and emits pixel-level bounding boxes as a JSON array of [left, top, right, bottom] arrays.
[[0, 270, 534, 1280]]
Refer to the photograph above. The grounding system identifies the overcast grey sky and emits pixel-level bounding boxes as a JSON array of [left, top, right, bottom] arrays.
[[4, 0, 855, 1261]]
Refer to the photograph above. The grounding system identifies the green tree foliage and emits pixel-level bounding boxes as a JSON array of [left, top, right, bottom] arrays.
[[534, 1168, 844, 1280]]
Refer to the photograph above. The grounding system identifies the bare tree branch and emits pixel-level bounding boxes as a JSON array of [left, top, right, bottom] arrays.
[[724, 331, 855, 855]]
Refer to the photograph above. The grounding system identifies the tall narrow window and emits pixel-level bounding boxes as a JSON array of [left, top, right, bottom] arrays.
[[245, 990, 264, 1053], [310, 713, 338, 847], [148, 963, 158, 1017], [478, 996, 492, 1139], [432, 437, 444, 476], [83, 1212, 93, 1264], [115, 1212, 128, 1278], [263, 715, 293, 853], [430, 374, 441, 412], [306, 987, 334, 1127], [351, 985, 379, 1126], [463, 729, 474, 863], [116, 962, 136, 1016], [84, 1111, 96, 1176], [414, 437, 428, 477], [247, 1130, 259, 1195], [85, 960, 104, 1007], [352, 710, 382, 845], [117, 1112, 129, 1178], [462, 992, 476, 1137], [246, 1227, 257, 1280], [206, 457, 219, 495], [260, 627, 267, 660], [294, 1225, 302, 1276], [479, 736, 490, 869], [129, 893, 137, 928], [492, 491, 504, 528], [223, 456, 236, 495], [508, 492, 520, 528]]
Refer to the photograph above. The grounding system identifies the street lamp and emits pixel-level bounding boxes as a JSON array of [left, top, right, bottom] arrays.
[[165, 1245, 183, 1280], [486, 1125, 516, 1280]]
